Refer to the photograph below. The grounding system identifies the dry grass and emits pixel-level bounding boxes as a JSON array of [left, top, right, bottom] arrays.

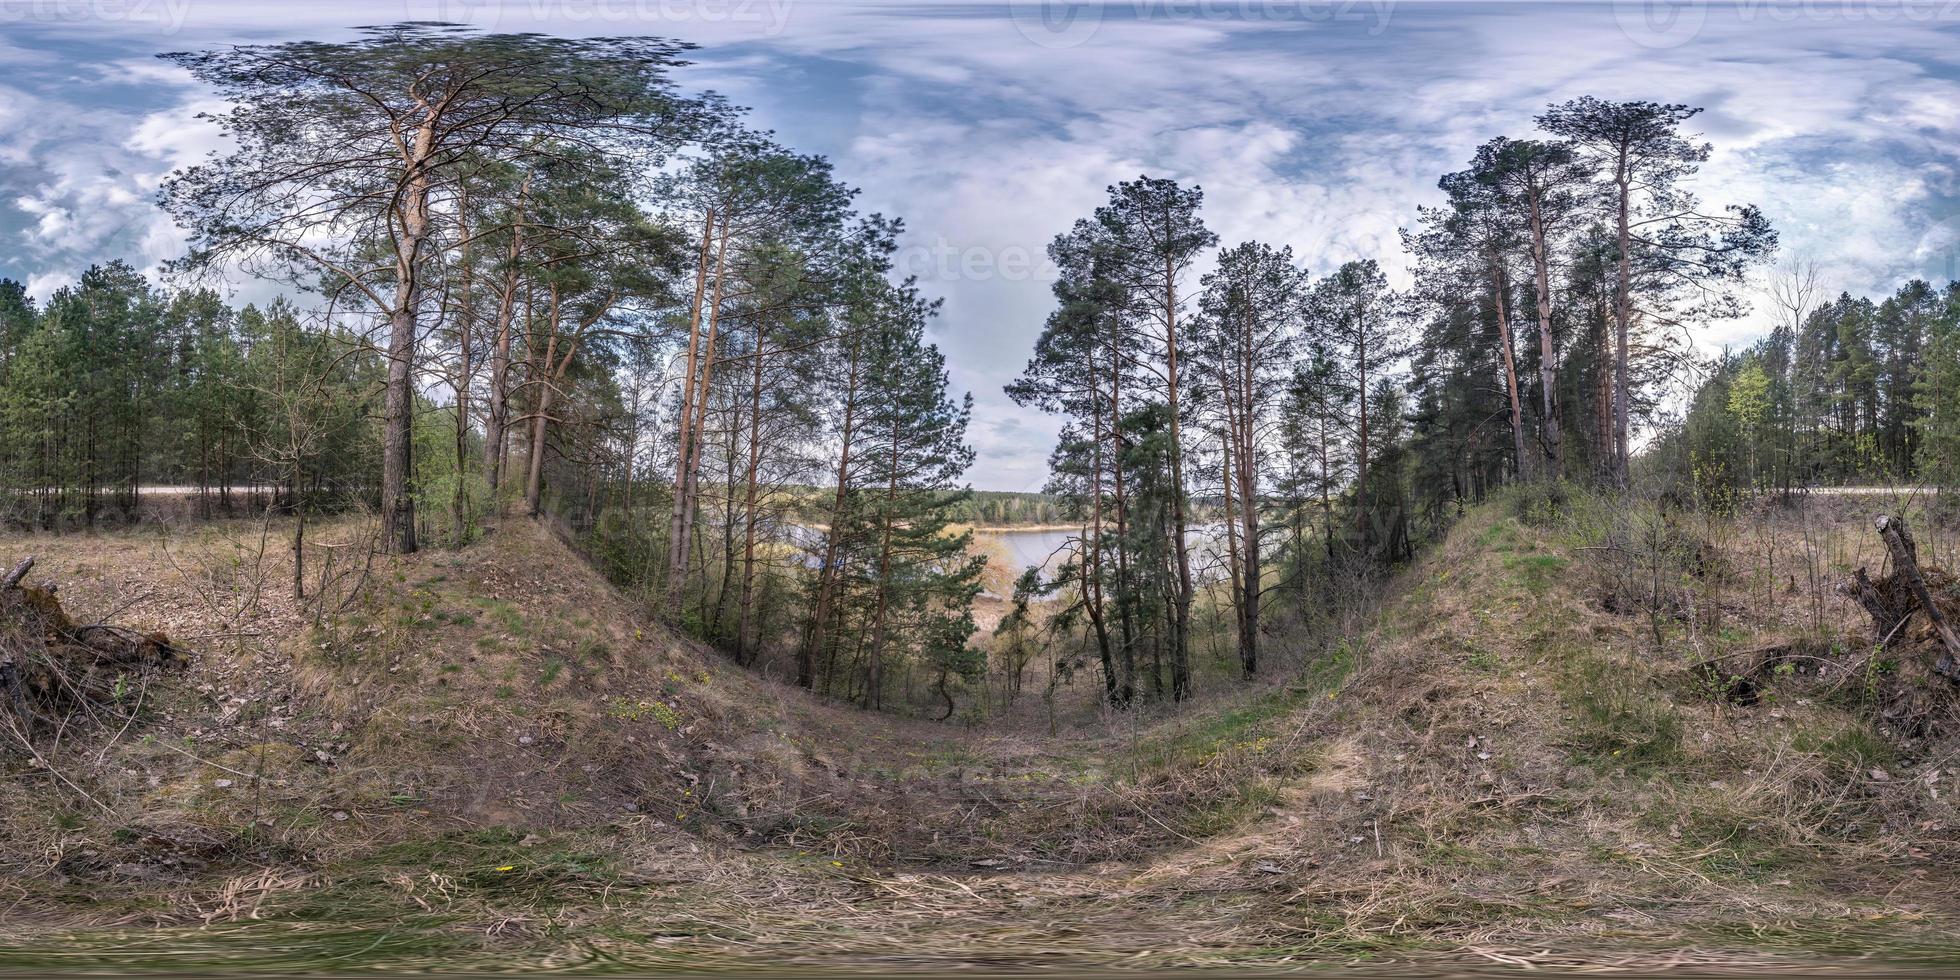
[[5, 495, 1960, 971]]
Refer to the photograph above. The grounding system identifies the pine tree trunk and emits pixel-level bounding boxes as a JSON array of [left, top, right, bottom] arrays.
[[291, 460, 305, 601], [1107, 313, 1137, 706], [1527, 181, 1564, 478], [524, 293, 560, 519], [1085, 358, 1116, 700], [1612, 154, 1634, 489], [381, 116, 435, 556], [663, 209, 718, 619], [863, 425, 901, 712], [711, 398, 740, 638], [734, 319, 767, 665], [1221, 431, 1244, 661], [799, 339, 860, 689], [1163, 257, 1193, 703], [668, 221, 730, 620], [1320, 419, 1335, 581], [1235, 345, 1260, 678], [451, 189, 474, 547], [1594, 288, 1614, 484], [482, 190, 527, 497], [1493, 263, 1528, 481]]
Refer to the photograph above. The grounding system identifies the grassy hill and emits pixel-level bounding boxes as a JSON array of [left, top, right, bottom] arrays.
[[4, 494, 1959, 972]]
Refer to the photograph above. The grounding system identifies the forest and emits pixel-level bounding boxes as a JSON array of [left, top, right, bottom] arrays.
[[5, 25, 1935, 716], [10, 17, 1960, 973]]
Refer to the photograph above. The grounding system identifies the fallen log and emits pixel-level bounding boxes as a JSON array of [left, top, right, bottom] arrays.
[[1, 555, 33, 591], [1874, 515, 1960, 679]]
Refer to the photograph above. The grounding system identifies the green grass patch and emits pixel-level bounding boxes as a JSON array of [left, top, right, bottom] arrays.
[[1133, 673, 1329, 774], [1559, 655, 1683, 771], [1795, 723, 1897, 776], [1503, 553, 1571, 595], [1478, 519, 1518, 552], [473, 598, 525, 633]]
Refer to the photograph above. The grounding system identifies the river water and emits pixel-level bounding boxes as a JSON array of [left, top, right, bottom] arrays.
[[789, 524, 1228, 586], [978, 525, 1230, 583]]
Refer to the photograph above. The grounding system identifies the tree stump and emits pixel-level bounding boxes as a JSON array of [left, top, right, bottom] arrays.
[[1874, 515, 1960, 679]]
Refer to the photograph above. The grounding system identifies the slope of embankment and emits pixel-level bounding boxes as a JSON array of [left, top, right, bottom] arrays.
[[4, 497, 1959, 972]]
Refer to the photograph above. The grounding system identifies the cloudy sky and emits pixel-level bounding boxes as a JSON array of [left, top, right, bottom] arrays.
[[3, 0, 1957, 490]]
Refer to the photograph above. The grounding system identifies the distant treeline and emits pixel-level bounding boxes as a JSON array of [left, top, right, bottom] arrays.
[[948, 490, 1065, 526], [1658, 275, 1960, 503], [797, 488, 1067, 526], [0, 269, 382, 528]]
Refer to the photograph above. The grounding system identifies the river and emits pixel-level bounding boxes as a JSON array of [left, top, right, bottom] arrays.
[[974, 524, 1230, 585], [789, 522, 1229, 589]]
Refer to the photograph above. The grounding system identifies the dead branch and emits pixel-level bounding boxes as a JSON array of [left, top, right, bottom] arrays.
[[1874, 515, 1960, 676], [1, 556, 34, 592]]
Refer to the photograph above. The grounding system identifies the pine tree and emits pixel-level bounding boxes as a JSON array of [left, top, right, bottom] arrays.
[[1917, 284, 1960, 492], [1408, 163, 1530, 481], [1303, 260, 1409, 558], [852, 294, 984, 711], [162, 24, 717, 553], [1006, 224, 1132, 701], [1089, 176, 1216, 702], [1475, 137, 1592, 478], [1276, 355, 1351, 593], [1538, 97, 1776, 487], [1190, 241, 1306, 677]]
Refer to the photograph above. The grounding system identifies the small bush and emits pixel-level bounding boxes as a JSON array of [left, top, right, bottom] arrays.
[[1510, 479, 1576, 528]]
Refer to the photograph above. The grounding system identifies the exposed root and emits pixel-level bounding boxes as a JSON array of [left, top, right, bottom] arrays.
[[1, 555, 185, 752]]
